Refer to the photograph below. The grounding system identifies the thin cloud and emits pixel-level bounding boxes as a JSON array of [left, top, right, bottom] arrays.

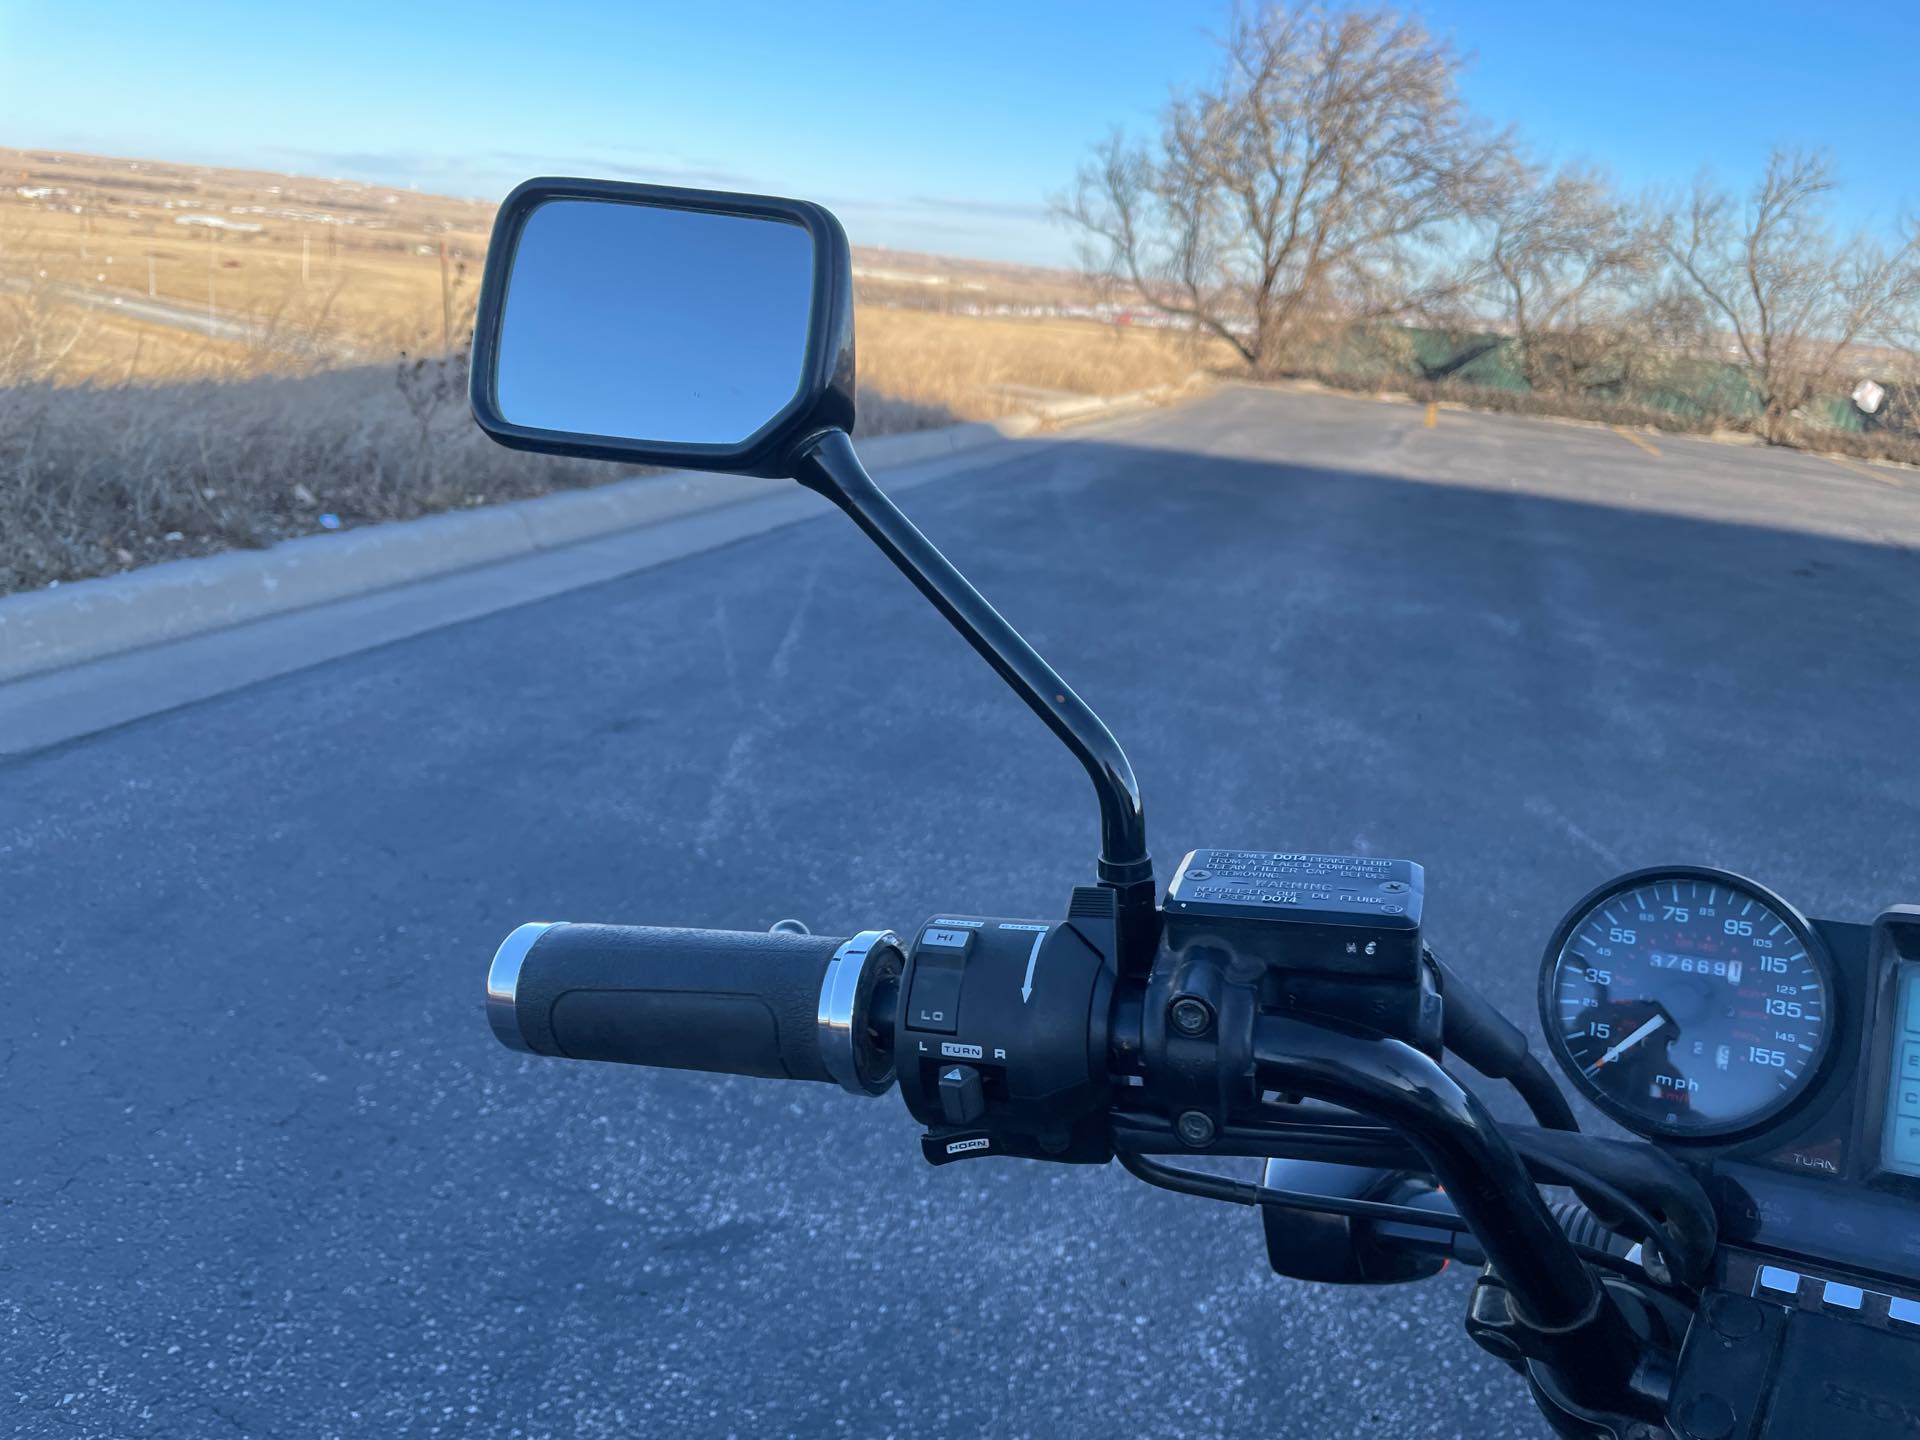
[[905, 194, 1050, 222], [486, 149, 752, 189], [822, 192, 1049, 224], [593, 159, 752, 188], [271, 146, 458, 176]]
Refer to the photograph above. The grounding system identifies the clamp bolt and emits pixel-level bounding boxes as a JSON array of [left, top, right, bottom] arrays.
[[1169, 996, 1214, 1037], [1176, 1110, 1216, 1147]]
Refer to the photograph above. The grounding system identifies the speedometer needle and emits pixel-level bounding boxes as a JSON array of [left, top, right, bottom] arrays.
[[1587, 1014, 1667, 1075]]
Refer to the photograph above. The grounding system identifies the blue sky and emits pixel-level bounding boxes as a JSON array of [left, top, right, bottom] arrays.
[[1, 1, 1914, 265]]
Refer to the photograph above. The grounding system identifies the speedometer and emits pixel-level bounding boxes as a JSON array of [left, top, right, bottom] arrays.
[[1538, 866, 1833, 1139]]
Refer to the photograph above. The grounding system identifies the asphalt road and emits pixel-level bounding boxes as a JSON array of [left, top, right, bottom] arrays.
[[5, 386, 1920, 1438], [0, 271, 356, 360]]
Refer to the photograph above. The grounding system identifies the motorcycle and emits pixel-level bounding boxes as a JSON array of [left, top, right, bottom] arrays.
[[466, 176, 1920, 1439]]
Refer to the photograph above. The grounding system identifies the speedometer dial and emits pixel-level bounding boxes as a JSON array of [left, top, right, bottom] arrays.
[[1538, 866, 1833, 1139]]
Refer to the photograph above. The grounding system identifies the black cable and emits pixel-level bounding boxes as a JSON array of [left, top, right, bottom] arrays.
[[1510, 1053, 1580, 1132], [1110, 1109, 1418, 1167], [1227, 1113, 1702, 1278], [1117, 1151, 1472, 1232], [1122, 1131, 1697, 1279], [1508, 1127, 1715, 1284], [1120, 1106, 1704, 1282], [1550, 1199, 1630, 1256], [1572, 1242, 1699, 1304], [1427, 948, 1580, 1132], [1120, 1152, 1700, 1292], [1515, 1149, 1691, 1288], [1122, 1150, 1704, 1303]]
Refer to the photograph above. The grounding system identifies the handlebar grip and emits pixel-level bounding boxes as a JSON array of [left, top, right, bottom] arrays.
[[485, 922, 901, 1093]]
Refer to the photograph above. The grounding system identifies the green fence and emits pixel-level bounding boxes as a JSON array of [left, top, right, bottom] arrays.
[[1309, 324, 1802, 426]]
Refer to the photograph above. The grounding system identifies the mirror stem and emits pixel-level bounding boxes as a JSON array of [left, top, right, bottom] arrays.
[[794, 430, 1157, 969]]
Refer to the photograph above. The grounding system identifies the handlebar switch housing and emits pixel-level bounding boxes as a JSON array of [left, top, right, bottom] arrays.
[[894, 909, 1117, 1165]]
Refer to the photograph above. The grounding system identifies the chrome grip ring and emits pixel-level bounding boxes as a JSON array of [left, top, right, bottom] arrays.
[[486, 921, 561, 1054], [817, 929, 903, 1096]]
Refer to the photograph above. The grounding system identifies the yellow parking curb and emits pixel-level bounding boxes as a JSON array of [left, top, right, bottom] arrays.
[[1611, 426, 1661, 457], [1821, 452, 1905, 488]]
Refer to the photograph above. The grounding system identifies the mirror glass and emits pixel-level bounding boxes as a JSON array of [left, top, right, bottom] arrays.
[[493, 199, 816, 447]]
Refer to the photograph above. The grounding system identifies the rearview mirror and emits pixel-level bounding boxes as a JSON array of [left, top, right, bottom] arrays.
[[470, 179, 855, 476], [467, 177, 1157, 969]]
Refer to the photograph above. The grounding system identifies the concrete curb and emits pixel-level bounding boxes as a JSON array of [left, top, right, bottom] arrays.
[[1028, 378, 1199, 425], [0, 414, 1044, 686]]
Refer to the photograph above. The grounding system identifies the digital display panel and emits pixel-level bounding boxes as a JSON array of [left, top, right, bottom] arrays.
[[1880, 965, 1920, 1177]]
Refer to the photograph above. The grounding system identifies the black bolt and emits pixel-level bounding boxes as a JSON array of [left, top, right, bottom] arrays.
[[1681, 1394, 1735, 1440], [1704, 1293, 1763, 1339], [1170, 996, 1213, 1036], [1176, 1110, 1216, 1147]]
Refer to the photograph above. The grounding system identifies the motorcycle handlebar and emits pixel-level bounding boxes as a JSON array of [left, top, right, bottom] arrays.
[[485, 923, 905, 1095], [484, 915, 1663, 1415]]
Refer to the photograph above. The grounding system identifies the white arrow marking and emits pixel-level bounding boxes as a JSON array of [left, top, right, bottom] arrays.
[[1021, 929, 1048, 1003]]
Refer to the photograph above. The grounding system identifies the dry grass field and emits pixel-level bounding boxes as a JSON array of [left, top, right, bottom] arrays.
[[860, 308, 1215, 418], [0, 147, 494, 375], [0, 146, 1212, 400], [0, 147, 1217, 593]]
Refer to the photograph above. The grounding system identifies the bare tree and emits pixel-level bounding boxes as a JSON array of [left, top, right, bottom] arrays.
[[1666, 149, 1920, 441], [1483, 164, 1660, 393], [1058, 4, 1509, 374], [1869, 251, 1920, 443]]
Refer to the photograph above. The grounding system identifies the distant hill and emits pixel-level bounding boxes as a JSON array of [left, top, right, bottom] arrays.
[[0, 144, 1100, 361]]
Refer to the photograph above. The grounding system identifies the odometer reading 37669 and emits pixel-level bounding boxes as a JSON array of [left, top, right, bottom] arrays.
[[1539, 867, 1833, 1139]]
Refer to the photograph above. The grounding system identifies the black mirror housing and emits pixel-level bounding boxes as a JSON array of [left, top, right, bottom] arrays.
[[468, 177, 856, 478]]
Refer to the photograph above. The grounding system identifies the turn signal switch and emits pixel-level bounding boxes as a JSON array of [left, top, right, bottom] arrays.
[[937, 1064, 986, 1125]]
